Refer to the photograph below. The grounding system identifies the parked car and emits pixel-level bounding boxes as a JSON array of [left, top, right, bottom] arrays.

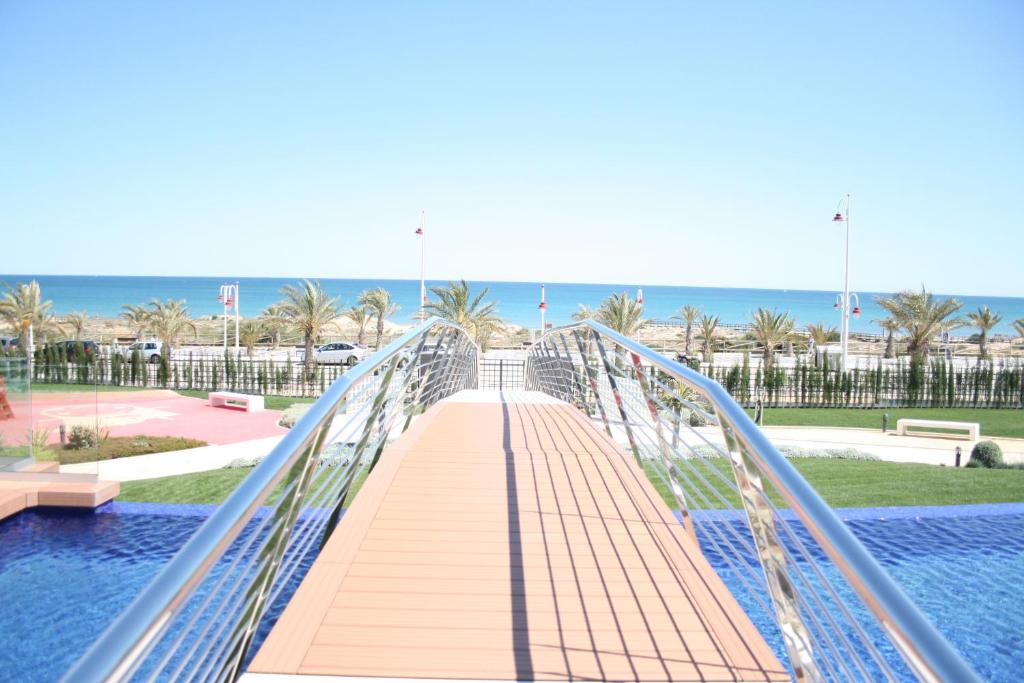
[[58, 340, 99, 360], [314, 342, 366, 365], [124, 340, 163, 364], [0, 336, 19, 354]]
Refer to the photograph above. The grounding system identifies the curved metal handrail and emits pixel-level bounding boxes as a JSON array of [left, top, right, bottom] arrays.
[[63, 317, 478, 683], [530, 319, 979, 683]]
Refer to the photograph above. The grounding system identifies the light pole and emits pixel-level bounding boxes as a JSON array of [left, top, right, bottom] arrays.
[[539, 284, 547, 332], [415, 212, 425, 322], [832, 194, 860, 371], [234, 281, 240, 357], [636, 288, 644, 342], [218, 283, 240, 354]]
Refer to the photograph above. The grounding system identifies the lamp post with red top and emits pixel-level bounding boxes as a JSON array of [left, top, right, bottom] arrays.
[[415, 212, 425, 323], [538, 284, 547, 332], [832, 194, 857, 371]]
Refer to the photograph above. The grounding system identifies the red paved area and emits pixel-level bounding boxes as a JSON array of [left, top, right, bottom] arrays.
[[30, 390, 286, 445]]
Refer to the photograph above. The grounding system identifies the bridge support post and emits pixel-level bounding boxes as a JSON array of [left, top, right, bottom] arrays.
[[225, 411, 337, 681], [629, 351, 699, 545], [591, 329, 644, 466], [719, 421, 822, 683], [571, 329, 613, 437], [557, 333, 589, 412], [402, 328, 449, 432]]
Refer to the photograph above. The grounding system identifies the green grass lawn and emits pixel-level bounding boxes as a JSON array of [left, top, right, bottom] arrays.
[[120, 457, 1024, 509], [751, 407, 1024, 439], [29, 382, 148, 393], [174, 389, 314, 412], [118, 463, 370, 506]]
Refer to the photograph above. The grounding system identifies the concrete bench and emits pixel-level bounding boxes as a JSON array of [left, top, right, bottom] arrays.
[[896, 418, 979, 441], [209, 391, 264, 412]]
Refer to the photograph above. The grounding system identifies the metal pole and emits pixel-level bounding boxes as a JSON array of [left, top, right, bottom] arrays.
[[418, 211, 426, 323], [841, 194, 851, 372], [540, 284, 546, 332], [222, 291, 227, 353], [234, 281, 240, 357]]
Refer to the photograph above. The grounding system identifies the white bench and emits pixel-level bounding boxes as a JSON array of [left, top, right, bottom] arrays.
[[896, 418, 979, 441], [209, 391, 264, 412]]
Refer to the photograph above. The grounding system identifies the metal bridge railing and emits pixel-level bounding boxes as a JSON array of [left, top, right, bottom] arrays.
[[63, 318, 478, 683], [526, 320, 980, 683]]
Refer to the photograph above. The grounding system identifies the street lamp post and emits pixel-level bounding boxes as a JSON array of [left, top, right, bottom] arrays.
[[538, 284, 547, 332], [415, 212, 425, 322], [832, 194, 859, 371]]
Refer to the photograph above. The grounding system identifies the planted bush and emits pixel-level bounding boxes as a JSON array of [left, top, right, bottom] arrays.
[[688, 410, 708, 427], [67, 425, 99, 450], [967, 440, 1003, 468]]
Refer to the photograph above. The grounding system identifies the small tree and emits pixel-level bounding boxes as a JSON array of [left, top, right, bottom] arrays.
[[343, 305, 371, 346], [966, 305, 1002, 359], [749, 308, 795, 371], [698, 314, 719, 363], [238, 319, 264, 357], [672, 305, 701, 355], [359, 288, 399, 348]]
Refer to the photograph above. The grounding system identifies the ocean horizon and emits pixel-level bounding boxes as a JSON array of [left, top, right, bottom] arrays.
[[3, 274, 1023, 335]]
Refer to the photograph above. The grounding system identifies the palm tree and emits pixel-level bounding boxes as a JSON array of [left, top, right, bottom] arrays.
[[966, 305, 1002, 359], [146, 299, 197, 356], [698, 314, 719, 363], [424, 280, 501, 345], [238, 319, 264, 357], [749, 308, 795, 370], [260, 303, 289, 349], [596, 292, 645, 337], [875, 287, 963, 361], [806, 322, 839, 346], [359, 288, 399, 348], [120, 303, 151, 338], [1014, 319, 1024, 339], [64, 311, 89, 341], [571, 304, 596, 322], [343, 305, 371, 346], [0, 281, 61, 353], [279, 280, 341, 380], [672, 305, 701, 355], [874, 317, 900, 359]]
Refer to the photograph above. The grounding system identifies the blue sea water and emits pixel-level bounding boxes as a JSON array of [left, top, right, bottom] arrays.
[[4, 273, 1024, 334], [1, 502, 1021, 681]]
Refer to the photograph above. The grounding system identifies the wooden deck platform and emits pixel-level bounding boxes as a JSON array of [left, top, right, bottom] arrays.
[[0, 471, 119, 521], [248, 392, 787, 682]]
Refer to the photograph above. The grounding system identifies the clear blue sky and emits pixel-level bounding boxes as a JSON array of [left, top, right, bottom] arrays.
[[2, 1, 1021, 295]]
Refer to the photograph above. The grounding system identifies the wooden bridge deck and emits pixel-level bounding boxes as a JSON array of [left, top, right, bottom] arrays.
[[248, 392, 787, 682]]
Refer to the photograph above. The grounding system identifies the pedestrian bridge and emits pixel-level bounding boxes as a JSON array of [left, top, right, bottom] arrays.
[[65, 319, 979, 683]]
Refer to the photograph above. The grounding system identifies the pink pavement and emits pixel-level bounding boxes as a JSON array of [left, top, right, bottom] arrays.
[[31, 390, 287, 445]]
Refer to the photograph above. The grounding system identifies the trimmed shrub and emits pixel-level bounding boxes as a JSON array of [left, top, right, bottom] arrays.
[[688, 410, 708, 427], [968, 440, 1003, 468], [67, 425, 99, 450], [279, 403, 313, 429]]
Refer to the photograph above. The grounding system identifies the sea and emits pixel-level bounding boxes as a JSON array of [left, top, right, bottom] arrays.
[[3, 274, 1023, 335]]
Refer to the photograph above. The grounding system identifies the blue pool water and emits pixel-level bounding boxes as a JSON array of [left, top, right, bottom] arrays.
[[696, 504, 1024, 683], [1, 502, 1022, 681]]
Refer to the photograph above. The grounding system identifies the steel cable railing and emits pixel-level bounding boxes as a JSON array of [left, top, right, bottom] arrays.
[[525, 320, 980, 683], [62, 318, 478, 683]]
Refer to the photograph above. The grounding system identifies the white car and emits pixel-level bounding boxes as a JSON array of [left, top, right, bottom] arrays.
[[314, 342, 366, 365], [125, 340, 164, 364]]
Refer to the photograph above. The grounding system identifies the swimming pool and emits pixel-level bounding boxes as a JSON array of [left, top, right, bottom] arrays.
[[1, 502, 1021, 681], [696, 503, 1024, 683]]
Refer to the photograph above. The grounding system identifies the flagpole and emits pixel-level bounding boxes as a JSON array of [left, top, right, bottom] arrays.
[[234, 281, 240, 357], [417, 211, 426, 322], [539, 284, 546, 332], [636, 288, 644, 342]]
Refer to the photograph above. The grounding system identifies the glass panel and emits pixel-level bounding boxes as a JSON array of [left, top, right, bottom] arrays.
[[30, 339, 100, 477], [0, 355, 32, 471]]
